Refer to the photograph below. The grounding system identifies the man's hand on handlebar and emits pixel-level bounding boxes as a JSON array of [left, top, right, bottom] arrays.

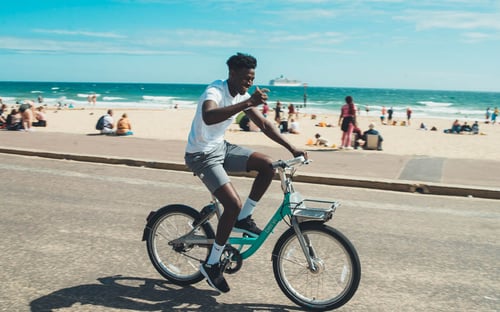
[[292, 148, 308, 160]]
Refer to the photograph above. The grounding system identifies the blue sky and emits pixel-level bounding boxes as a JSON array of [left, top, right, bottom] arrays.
[[0, 0, 499, 91]]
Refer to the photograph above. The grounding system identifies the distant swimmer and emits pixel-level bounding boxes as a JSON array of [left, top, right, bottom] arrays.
[[88, 94, 97, 106]]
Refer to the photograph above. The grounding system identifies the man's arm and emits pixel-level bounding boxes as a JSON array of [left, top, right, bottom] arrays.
[[202, 99, 254, 125], [245, 107, 304, 157], [202, 87, 269, 125]]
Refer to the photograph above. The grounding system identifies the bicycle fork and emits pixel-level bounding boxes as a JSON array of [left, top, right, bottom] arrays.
[[291, 217, 319, 272]]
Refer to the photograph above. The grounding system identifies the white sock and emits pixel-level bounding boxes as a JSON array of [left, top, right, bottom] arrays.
[[207, 242, 225, 265], [238, 198, 258, 221]]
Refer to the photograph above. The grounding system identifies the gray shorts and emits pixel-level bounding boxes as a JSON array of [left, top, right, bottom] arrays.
[[185, 141, 253, 193]]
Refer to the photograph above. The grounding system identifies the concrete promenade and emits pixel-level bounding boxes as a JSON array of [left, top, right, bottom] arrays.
[[1, 131, 499, 199]]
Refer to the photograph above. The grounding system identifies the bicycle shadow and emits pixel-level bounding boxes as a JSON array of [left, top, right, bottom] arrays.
[[30, 275, 300, 311]]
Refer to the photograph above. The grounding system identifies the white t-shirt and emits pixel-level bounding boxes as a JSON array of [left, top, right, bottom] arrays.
[[186, 80, 250, 153], [103, 114, 113, 129]]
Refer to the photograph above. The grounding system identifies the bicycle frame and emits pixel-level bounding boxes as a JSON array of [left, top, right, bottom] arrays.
[[170, 157, 338, 262]]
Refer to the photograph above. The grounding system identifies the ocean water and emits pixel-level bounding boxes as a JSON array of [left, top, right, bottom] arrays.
[[0, 81, 498, 121]]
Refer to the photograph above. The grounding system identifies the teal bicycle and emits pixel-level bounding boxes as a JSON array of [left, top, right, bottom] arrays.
[[142, 156, 361, 311]]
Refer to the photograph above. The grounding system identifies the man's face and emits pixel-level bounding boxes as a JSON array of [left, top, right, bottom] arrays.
[[228, 68, 255, 95]]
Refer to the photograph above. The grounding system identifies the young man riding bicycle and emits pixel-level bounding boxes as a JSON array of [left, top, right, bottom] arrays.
[[184, 53, 307, 293]]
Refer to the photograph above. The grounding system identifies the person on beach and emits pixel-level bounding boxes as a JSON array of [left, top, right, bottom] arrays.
[[116, 113, 133, 136], [406, 107, 412, 126], [387, 107, 394, 123], [32, 106, 47, 127], [444, 119, 462, 134], [471, 121, 480, 134], [101, 109, 115, 134], [274, 100, 282, 124], [314, 133, 329, 146], [362, 122, 383, 150], [288, 118, 300, 134], [460, 122, 472, 133], [380, 106, 386, 124], [261, 102, 269, 118], [353, 125, 363, 149], [485, 107, 490, 123], [88, 94, 97, 106], [0, 103, 7, 127], [338, 95, 357, 149], [6, 108, 22, 130], [287, 103, 297, 121], [21, 103, 34, 131], [492, 107, 498, 125], [184, 53, 306, 294]]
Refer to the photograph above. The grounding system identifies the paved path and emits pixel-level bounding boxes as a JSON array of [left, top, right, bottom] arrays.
[[2, 155, 499, 311], [1, 131, 499, 199]]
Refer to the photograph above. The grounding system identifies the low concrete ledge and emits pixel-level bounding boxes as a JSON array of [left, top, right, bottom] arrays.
[[292, 174, 500, 200], [0, 147, 191, 172], [2, 147, 499, 200]]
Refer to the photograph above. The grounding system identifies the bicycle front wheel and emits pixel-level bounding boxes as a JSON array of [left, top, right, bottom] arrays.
[[144, 204, 215, 285], [272, 222, 361, 311]]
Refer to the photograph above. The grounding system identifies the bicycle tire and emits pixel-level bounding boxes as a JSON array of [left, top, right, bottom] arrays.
[[144, 204, 215, 285], [272, 222, 361, 311]]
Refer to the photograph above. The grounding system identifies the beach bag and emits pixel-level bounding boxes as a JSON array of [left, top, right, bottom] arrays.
[[95, 115, 105, 130]]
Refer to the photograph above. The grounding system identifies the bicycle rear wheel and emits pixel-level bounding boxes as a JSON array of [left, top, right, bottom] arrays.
[[144, 204, 215, 285], [272, 222, 361, 311]]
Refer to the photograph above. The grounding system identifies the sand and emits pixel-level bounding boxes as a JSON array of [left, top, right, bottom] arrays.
[[17, 106, 500, 161]]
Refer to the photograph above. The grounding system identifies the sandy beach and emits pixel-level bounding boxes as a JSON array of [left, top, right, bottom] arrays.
[[6, 106, 500, 161]]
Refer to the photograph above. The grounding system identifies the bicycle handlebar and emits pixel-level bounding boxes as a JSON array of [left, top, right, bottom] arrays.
[[271, 156, 310, 169]]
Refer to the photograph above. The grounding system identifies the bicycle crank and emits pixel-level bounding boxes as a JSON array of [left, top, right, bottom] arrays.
[[221, 245, 243, 274]]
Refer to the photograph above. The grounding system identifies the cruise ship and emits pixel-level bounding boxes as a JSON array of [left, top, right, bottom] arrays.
[[269, 75, 302, 87]]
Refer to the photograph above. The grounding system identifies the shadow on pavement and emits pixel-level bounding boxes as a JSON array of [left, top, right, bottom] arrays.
[[30, 275, 300, 311]]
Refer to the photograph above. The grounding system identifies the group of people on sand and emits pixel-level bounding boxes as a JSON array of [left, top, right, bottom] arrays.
[[97, 109, 134, 136], [0, 99, 47, 131], [485, 107, 499, 125], [444, 120, 480, 135], [240, 100, 301, 135], [313, 95, 383, 151], [271, 101, 301, 134], [378, 105, 412, 126]]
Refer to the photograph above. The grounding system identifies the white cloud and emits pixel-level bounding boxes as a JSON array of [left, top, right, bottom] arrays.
[[461, 31, 498, 43], [397, 10, 500, 31], [171, 29, 242, 47], [264, 8, 337, 21], [0, 36, 186, 55], [267, 31, 344, 45], [33, 29, 126, 39]]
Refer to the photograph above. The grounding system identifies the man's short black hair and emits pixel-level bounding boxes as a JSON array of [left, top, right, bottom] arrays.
[[226, 53, 257, 70]]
